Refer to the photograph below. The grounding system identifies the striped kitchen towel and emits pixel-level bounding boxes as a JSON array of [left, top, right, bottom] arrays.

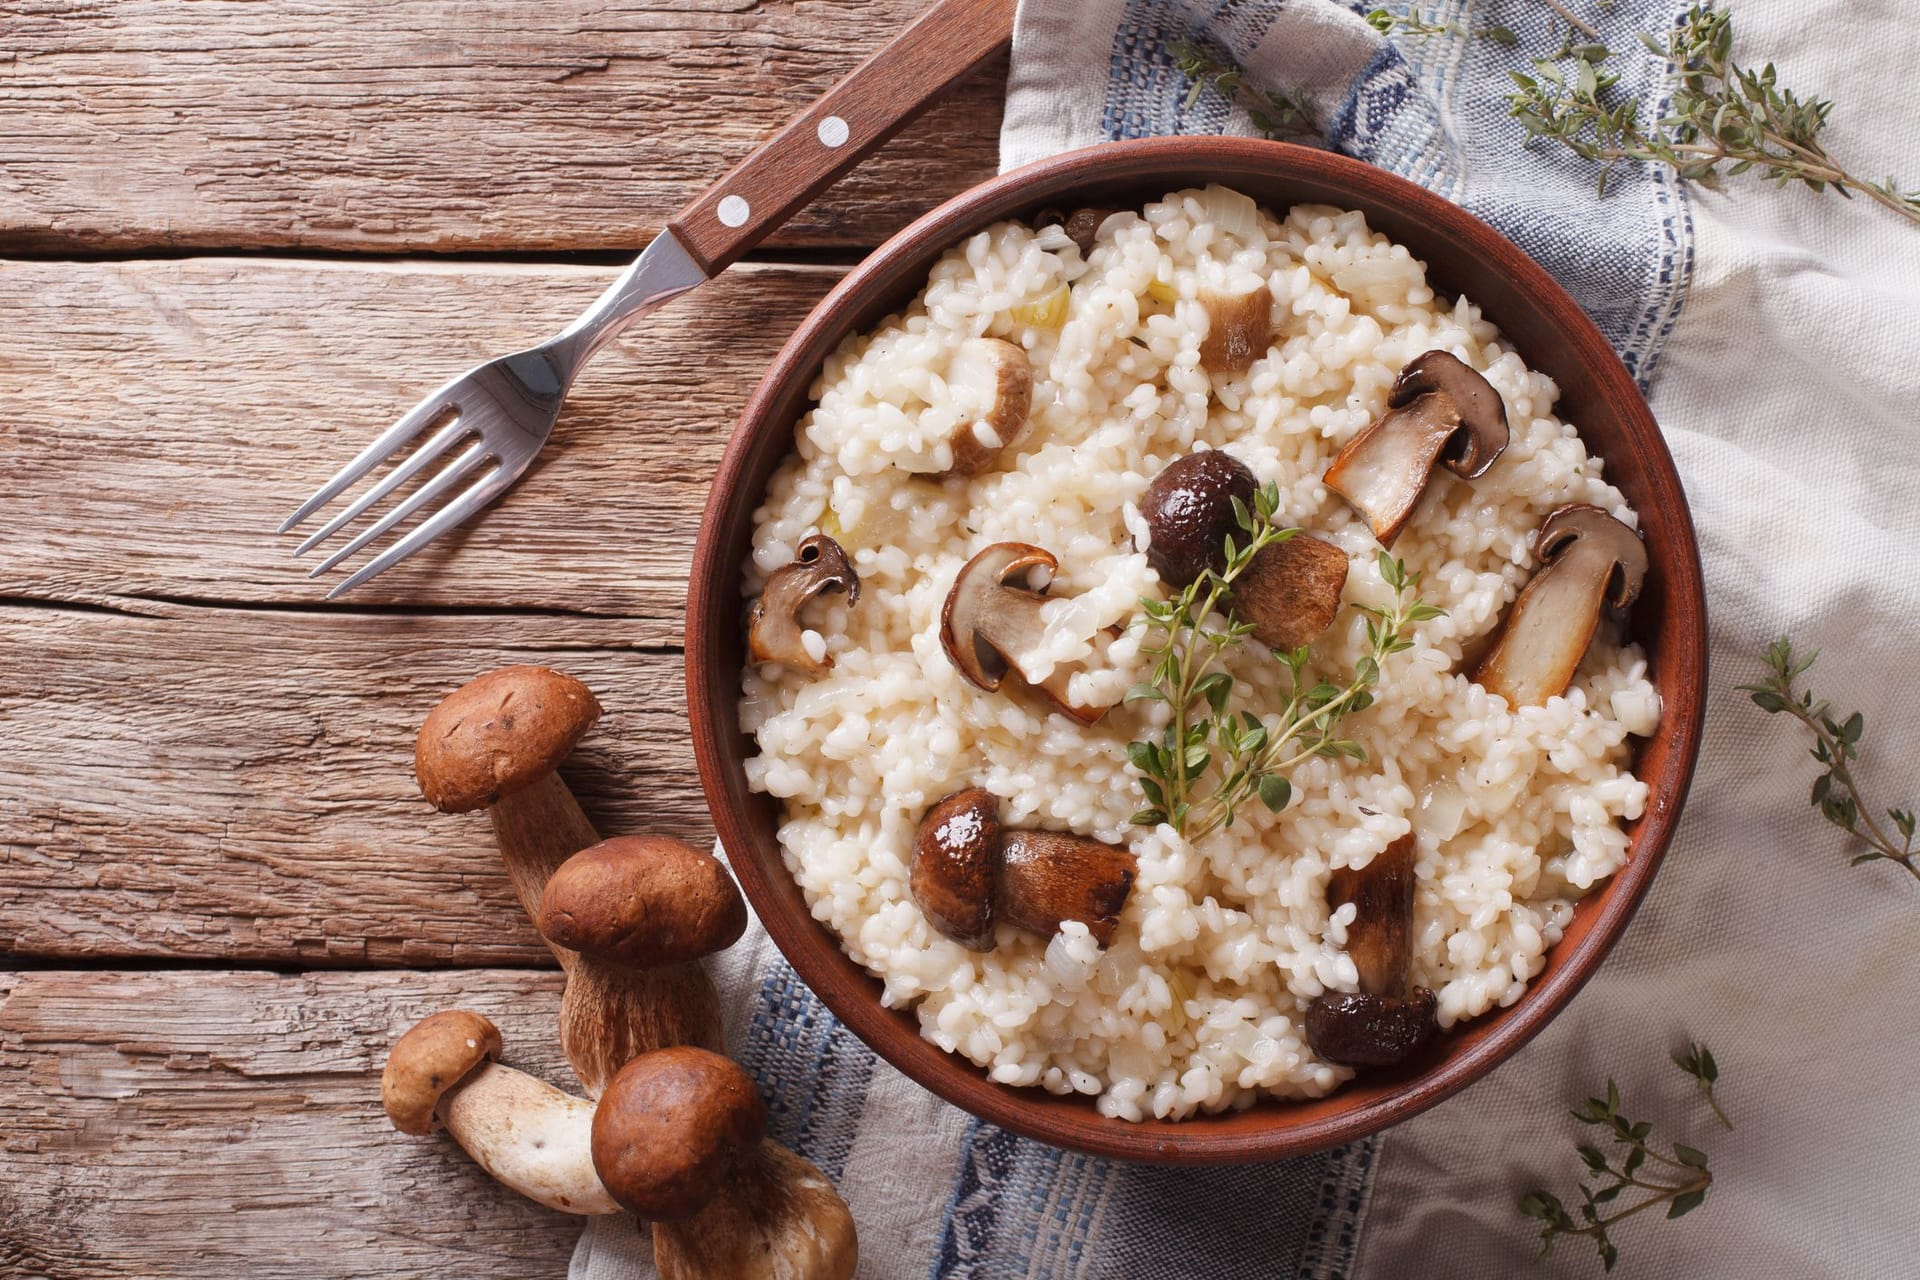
[[580, 1, 1920, 1276]]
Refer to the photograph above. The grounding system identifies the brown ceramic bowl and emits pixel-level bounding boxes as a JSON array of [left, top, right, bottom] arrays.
[[687, 136, 1706, 1164]]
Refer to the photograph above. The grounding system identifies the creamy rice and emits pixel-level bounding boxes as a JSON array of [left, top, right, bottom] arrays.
[[740, 187, 1658, 1121]]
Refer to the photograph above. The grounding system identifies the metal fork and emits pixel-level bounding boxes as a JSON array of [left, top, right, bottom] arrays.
[[280, 0, 1013, 597]]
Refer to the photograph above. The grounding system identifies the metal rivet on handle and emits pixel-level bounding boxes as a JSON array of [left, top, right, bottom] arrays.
[[718, 195, 750, 227], [817, 116, 850, 148]]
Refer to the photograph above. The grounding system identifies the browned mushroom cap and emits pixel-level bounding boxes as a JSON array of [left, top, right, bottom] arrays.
[[590, 1046, 768, 1221], [414, 667, 602, 814], [653, 1140, 858, 1280], [940, 542, 1103, 724], [911, 789, 1001, 950], [1198, 284, 1274, 373], [1305, 988, 1438, 1068], [1234, 534, 1351, 651], [997, 830, 1138, 948], [747, 534, 861, 674], [1474, 504, 1649, 708], [539, 836, 748, 970], [1139, 451, 1258, 588], [943, 338, 1033, 477], [1327, 834, 1416, 997], [1322, 350, 1510, 546], [382, 1009, 503, 1136]]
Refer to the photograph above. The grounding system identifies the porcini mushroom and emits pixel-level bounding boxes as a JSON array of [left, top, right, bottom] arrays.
[[747, 534, 860, 674], [382, 1010, 619, 1215], [910, 788, 1001, 950], [1473, 504, 1649, 708], [1305, 835, 1438, 1069], [1139, 450, 1257, 588], [1198, 284, 1274, 373], [942, 337, 1033, 477], [589, 1046, 767, 1221], [415, 668, 723, 1095], [653, 1141, 859, 1280], [1323, 350, 1510, 545], [1234, 534, 1351, 651], [910, 789, 1138, 950], [940, 542, 1104, 724], [997, 829, 1138, 949]]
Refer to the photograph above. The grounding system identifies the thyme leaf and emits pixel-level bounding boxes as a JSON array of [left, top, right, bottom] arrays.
[[1738, 636, 1920, 885], [1519, 1050, 1727, 1271]]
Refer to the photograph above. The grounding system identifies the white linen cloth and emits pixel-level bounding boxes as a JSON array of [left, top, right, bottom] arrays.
[[579, 2, 1920, 1275]]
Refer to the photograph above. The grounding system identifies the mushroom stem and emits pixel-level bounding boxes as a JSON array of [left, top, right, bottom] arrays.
[[653, 1140, 859, 1280], [560, 962, 724, 1098], [486, 771, 600, 972], [439, 1062, 622, 1215]]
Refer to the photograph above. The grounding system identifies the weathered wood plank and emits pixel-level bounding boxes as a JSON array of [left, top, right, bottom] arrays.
[[0, 601, 708, 965], [0, 967, 589, 1279], [0, 256, 841, 625], [1, 0, 1004, 254]]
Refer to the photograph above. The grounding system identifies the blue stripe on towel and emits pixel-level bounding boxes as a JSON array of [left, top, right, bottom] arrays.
[[740, 960, 876, 1181]]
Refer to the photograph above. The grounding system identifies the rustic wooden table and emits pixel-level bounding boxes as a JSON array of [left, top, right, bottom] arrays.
[[0, 4, 1002, 1273]]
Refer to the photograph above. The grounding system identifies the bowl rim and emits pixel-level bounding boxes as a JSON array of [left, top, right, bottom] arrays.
[[687, 135, 1707, 1164]]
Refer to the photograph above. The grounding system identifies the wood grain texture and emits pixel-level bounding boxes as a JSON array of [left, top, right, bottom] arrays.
[[0, 967, 589, 1279], [0, 0, 1003, 255], [0, 256, 841, 626], [0, 601, 706, 965]]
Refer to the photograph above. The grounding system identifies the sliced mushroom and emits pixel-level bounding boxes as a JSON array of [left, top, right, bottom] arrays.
[[911, 788, 1001, 950], [1198, 283, 1273, 373], [1323, 350, 1510, 546], [1139, 450, 1258, 588], [1326, 834, 1416, 997], [943, 337, 1033, 477], [1474, 504, 1648, 708], [1305, 988, 1438, 1068], [940, 542, 1103, 724], [997, 829, 1138, 949], [1235, 534, 1351, 651], [747, 534, 861, 674]]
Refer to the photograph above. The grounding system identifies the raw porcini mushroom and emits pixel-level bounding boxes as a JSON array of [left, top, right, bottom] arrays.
[[539, 836, 747, 1095], [1234, 533, 1351, 651], [653, 1141, 858, 1280], [942, 337, 1033, 477], [997, 829, 1138, 949], [1198, 283, 1274, 373], [593, 1049, 858, 1279], [1305, 834, 1438, 1069], [910, 788, 1001, 950], [381, 1010, 619, 1215], [747, 534, 861, 674], [589, 1046, 767, 1221], [1322, 350, 1510, 546], [940, 542, 1105, 725], [414, 668, 723, 1095], [1139, 450, 1258, 588], [1473, 504, 1649, 708]]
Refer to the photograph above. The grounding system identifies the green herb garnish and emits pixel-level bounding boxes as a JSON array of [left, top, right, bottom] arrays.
[[1519, 1049, 1727, 1272], [1168, 40, 1316, 142], [1740, 636, 1918, 884], [1126, 489, 1440, 841], [1507, 6, 1920, 223]]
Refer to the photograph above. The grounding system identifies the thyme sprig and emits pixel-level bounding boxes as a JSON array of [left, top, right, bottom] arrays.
[[1168, 39, 1316, 142], [1672, 1042, 1730, 1130], [1740, 637, 1919, 884], [1364, 7, 1518, 46], [1507, 6, 1920, 223], [1126, 491, 1440, 841], [1520, 1051, 1727, 1272]]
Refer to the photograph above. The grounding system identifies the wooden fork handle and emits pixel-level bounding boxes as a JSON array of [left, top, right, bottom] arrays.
[[667, 0, 1016, 275]]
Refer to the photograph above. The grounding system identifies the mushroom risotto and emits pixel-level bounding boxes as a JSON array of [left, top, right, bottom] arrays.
[[740, 186, 1659, 1121]]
